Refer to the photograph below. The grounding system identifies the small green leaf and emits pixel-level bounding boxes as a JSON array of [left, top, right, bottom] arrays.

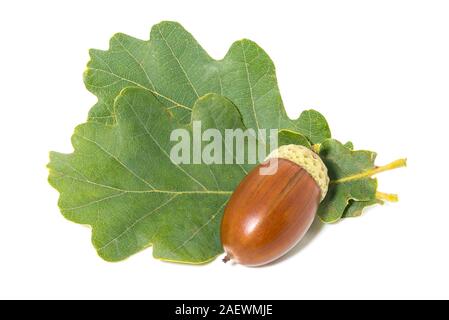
[[317, 139, 379, 223], [48, 89, 253, 263]]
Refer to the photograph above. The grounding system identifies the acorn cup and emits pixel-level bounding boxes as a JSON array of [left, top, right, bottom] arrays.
[[221, 145, 330, 266]]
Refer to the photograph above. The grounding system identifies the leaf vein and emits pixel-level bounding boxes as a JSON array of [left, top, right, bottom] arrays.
[[87, 67, 192, 111], [77, 134, 155, 189], [173, 200, 228, 253], [156, 25, 200, 98], [127, 100, 208, 191], [97, 194, 179, 252], [113, 36, 156, 90], [241, 42, 261, 132], [54, 172, 233, 195], [62, 192, 127, 212]]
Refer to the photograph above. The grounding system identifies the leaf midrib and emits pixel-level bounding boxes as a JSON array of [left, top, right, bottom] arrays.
[[54, 172, 233, 195]]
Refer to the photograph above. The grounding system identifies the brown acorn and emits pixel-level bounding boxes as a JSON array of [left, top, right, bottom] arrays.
[[221, 144, 329, 266]]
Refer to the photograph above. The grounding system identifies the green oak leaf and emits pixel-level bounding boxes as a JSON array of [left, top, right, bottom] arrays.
[[84, 21, 331, 144], [317, 139, 379, 223], [48, 89, 255, 263]]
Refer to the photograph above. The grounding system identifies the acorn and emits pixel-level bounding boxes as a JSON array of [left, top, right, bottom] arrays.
[[221, 144, 329, 266]]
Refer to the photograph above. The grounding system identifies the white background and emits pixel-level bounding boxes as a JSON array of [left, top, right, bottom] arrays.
[[1, 0, 448, 300]]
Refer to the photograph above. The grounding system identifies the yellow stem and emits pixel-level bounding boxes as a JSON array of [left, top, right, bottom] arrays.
[[332, 158, 407, 184], [376, 191, 399, 202]]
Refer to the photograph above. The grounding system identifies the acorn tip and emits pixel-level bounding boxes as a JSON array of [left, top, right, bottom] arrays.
[[222, 254, 231, 263]]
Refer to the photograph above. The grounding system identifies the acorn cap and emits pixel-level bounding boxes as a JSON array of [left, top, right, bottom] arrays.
[[265, 145, 329, 201]]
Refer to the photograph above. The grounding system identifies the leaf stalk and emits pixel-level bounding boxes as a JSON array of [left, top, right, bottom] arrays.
[[332, 158, 407, 184], [376, 191, 399, 202]]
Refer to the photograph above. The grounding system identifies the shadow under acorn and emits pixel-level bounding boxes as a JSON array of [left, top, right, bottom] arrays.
[[266, 216, 325, 266]]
